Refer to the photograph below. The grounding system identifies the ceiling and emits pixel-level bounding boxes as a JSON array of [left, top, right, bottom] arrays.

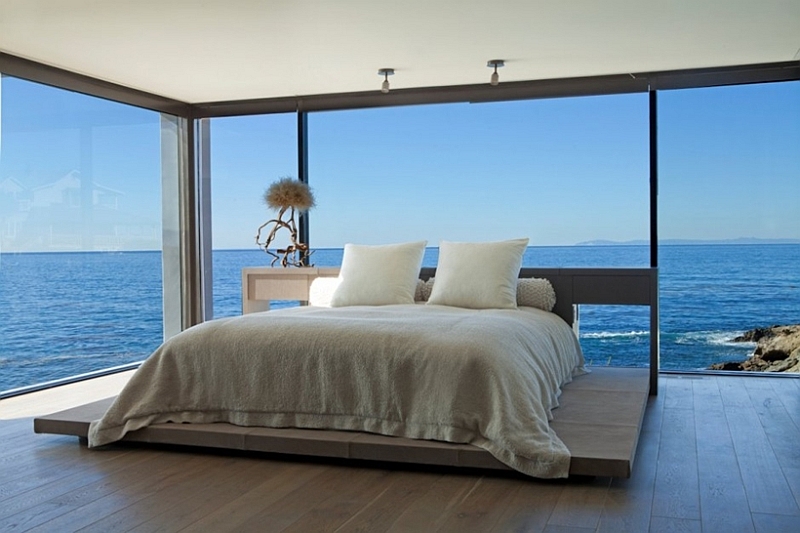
[[1, 0, 798, 104]]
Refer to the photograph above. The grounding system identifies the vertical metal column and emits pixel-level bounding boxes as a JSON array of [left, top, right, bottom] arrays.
[[297, 111, 310, 265], [649, 90, 660, 394], [649, 91, 658, 269], [181, 114, 202, 329], [197, 118, 213, 321]]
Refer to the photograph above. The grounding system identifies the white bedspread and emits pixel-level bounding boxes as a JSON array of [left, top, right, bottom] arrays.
[[88, 304, 585, 478]]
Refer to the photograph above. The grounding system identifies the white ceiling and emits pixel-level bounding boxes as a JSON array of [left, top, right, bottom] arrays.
[[1, 0, 798, 104]]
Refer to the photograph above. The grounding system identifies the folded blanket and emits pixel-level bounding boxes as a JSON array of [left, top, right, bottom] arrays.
[[89, 304, 585, 478]]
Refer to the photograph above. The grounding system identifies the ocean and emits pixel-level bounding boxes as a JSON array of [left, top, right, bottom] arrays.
[[1, 244, 799, 393]]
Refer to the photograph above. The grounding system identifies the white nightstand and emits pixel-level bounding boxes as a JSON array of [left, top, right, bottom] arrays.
[[241, 267, 339, 314]]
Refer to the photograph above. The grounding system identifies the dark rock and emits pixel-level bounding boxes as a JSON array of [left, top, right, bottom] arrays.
[[712, 324, 800, 373], [709, 361, 744, 371], [732, 327, 773, 343], [761, 349, 789, 362]]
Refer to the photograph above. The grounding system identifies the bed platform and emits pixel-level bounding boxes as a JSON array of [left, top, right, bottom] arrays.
[[34, 366, 649, 478]]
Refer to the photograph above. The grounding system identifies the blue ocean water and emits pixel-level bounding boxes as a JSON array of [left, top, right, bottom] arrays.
[[1, 244, 799, 392]]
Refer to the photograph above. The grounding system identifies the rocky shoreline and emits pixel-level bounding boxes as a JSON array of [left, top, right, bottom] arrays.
[[709, 324, 800, 372]]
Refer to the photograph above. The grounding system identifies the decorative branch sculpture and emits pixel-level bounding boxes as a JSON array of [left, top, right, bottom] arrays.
[[255, 177, 315, 267]]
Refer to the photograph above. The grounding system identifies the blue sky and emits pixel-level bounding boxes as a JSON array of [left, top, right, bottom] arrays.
[[212, 81, 800, 249], [213, 95, 650, 248], [659, 82, 800, 241], [1, 75, 798, 252]]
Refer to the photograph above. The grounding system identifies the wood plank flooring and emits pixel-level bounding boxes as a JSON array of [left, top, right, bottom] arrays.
[[1, 372, 798, 532]]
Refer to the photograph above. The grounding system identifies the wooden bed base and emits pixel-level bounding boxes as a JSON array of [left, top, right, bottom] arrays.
[[34, 367, 650, 478], [35, 266, 658, 479]]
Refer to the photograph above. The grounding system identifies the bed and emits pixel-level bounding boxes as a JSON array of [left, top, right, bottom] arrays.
[[36, 241, 659, 479], [87, 301, 583, 478]]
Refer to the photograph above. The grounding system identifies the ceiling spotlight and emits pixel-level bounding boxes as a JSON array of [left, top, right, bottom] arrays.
[[378, 68, 395, 93], [487, 60, 504, 86]]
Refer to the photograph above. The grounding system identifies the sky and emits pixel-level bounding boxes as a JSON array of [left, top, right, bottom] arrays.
[[1, 75, 798, 252]]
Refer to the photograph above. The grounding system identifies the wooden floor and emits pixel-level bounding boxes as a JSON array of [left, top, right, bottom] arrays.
[[1, 372, 799, 532]]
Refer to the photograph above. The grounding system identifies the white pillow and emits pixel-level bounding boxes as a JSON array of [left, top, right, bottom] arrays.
[[308, 277, 341, 307], [330, 241, 427, 307], [427, 238, 529, 309], [517, 278, 556, 311]]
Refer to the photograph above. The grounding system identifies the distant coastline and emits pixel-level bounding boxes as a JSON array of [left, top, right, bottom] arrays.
[[575, 238, 800, 246]]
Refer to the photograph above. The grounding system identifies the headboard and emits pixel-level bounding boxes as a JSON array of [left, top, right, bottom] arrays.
[[242, 266, 660, 393]]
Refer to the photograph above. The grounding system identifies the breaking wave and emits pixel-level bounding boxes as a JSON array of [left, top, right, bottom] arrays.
[[581, 330, 649, 339]]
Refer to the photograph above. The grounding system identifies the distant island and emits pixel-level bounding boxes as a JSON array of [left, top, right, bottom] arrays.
[[575, 238, 800, 246]]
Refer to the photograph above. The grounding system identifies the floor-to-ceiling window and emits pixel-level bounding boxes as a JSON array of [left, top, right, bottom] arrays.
[[208, 113, 297, 318], [4, 67, 796, 394], [659, 81, 800, 371], [308, 95, 652, 367], [309, 96, 650, 255], [0, 75, 169, 393]]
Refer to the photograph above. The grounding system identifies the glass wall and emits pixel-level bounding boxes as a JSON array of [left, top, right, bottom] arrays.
[[209, 114, 297, 318], [308, 95, 651, 367], [6, 68, 794, 388], [659, 81, 800, 370], [0, 75, 166, 392], [309, 96, 650, 254]]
